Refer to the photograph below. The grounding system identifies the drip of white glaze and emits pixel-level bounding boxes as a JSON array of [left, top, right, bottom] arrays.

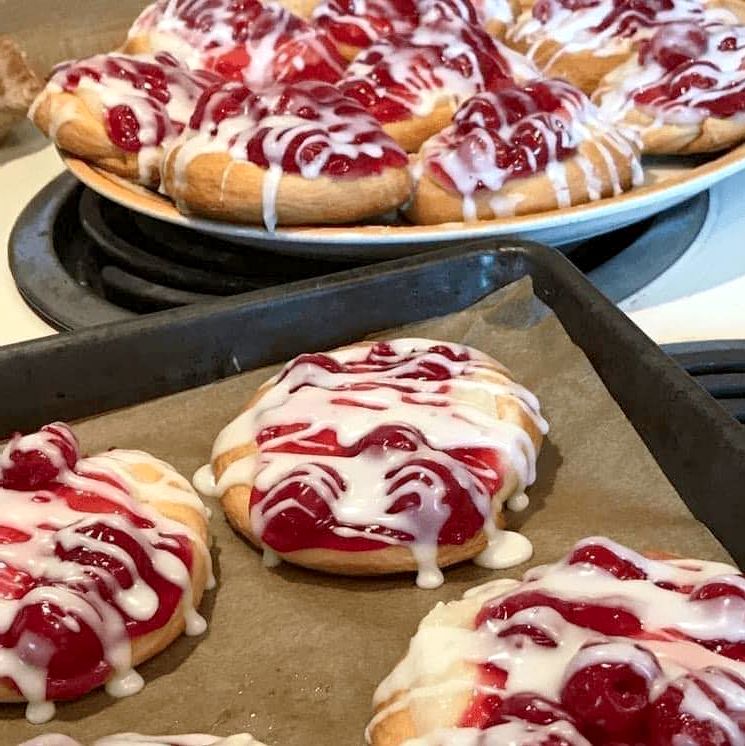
[[200, 338, 547, 588], [371, 536, 745, 742], [0, 424, 210, 723]]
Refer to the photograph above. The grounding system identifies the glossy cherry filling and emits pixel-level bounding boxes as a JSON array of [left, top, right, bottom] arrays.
[[338, 23, 513, 124], [59, 53, 217, 152], [532, 0, 684, 37], [0, 424, 193, 702], [190, 81, 408, 177], [459, 543, 745, 745], [633, 25, 745, 119], [316, 0, 480, 48], [315, 0, 420, 48], [426, 81, 580, 192], [250, 423, 502, 552]]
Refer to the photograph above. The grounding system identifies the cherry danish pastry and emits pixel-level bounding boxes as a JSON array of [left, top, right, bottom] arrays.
[[368, 537, 745, 746], [19, 734, 264, 746], [596, 22, 745, 153], [0, 423, 211, 723], [125, 0, 346, 87], [312, 0, 518, 61], [407, 78, 643, 224], [161, 80, 411, 229], [338, 17, 537, 151], [506, 0, 744, 94], [30, 52, 220, 186], [199, 338, 547, 589]]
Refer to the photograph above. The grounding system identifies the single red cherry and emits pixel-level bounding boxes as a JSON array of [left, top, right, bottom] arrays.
[[561, 655, 656, 742], [641, 23, 708, 71]]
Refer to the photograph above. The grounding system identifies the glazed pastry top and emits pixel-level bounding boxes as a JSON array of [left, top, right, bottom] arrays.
[[338, 16, 535, 124], [372, 536, 745, 745], [0, 423, 210, 724], [416, 78, 643, 218], [598, 22, 745, 123], [203, 339, 547, 588]]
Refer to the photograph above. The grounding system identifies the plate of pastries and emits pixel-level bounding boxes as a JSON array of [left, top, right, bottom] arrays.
[[4, 339, 745, 745], [28, 0, 745, 248]]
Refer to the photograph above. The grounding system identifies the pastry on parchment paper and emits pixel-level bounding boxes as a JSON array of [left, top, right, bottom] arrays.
[[0, 422, 212, 724], [198, 338, 547, 589], [367, 536, 745, 745]]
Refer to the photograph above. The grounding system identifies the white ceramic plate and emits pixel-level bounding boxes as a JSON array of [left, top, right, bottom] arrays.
[[63, 144, 745, 260]]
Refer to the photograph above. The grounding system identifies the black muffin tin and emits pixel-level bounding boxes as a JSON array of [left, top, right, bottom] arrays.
[[1, 242, 743, 565]]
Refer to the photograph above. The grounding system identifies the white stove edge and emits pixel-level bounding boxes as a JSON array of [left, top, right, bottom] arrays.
[[2, 122, 745, 348]]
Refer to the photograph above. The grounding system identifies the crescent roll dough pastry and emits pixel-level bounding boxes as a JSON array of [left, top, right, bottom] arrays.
[[161, 80, 412, 230], [0, 423, 212, 724], [368, 537, 745, 745], [407, 78, 643, 224], [30, 52, 221, 186], [199, 338, 547, 589], [595, 22, 745, 154], [338, 16, 538, 152], [124, 0, 346, 86], [506, 0, 745, 94], [19, 735, 265, 746], [312, 0, 519, 61]]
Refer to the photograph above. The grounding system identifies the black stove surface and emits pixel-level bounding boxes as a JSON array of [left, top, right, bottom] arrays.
[[10, 173, 709, 330]]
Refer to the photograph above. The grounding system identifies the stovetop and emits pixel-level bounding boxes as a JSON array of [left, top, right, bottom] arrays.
[[9, 172, 710, 330]]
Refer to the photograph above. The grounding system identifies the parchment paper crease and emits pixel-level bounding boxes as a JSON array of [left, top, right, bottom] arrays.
[[2, 278, 732, 746]]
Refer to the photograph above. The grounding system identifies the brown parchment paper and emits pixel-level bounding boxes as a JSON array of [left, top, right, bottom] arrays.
[[1, 278, 733, 746]]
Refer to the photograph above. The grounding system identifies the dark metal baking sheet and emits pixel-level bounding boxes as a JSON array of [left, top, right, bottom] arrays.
[[1, 241, 744, 567]]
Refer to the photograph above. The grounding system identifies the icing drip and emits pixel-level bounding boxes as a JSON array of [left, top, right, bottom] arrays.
[[0, 423, 209, 722], [168, 80, 408, 229], [200, 339, 547, 588], [128, 0, 346, 87], [338, 17, 535, 128], [598, 23, 745, 127], [45, 53, 219, 184], [19, 734, 265, 746], [508, 0, 738, 62], [371, 537, 745, 744], [416, 78, 641, 220]]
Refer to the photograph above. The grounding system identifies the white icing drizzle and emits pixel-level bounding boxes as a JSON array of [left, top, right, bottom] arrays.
[[200, 339, 546, 588], [507, 0, 738, 64], [597, 22, 745, 129], [339, 17, 538, 131], [18, 734, 266, 746], [416, 78, 641, 221], [371, 537, 745, 744], [165, 80, 407, 230], [128, 0, 345, 88], [312, 0, 498, 50], [41, 53, 219, 185], [0, 423, 210, 723]]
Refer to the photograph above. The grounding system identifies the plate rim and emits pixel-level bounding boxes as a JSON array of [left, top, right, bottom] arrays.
[[62, 140, 745, 245]]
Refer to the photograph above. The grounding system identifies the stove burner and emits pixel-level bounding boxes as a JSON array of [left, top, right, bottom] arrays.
[[10, 173, 709, 330]]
